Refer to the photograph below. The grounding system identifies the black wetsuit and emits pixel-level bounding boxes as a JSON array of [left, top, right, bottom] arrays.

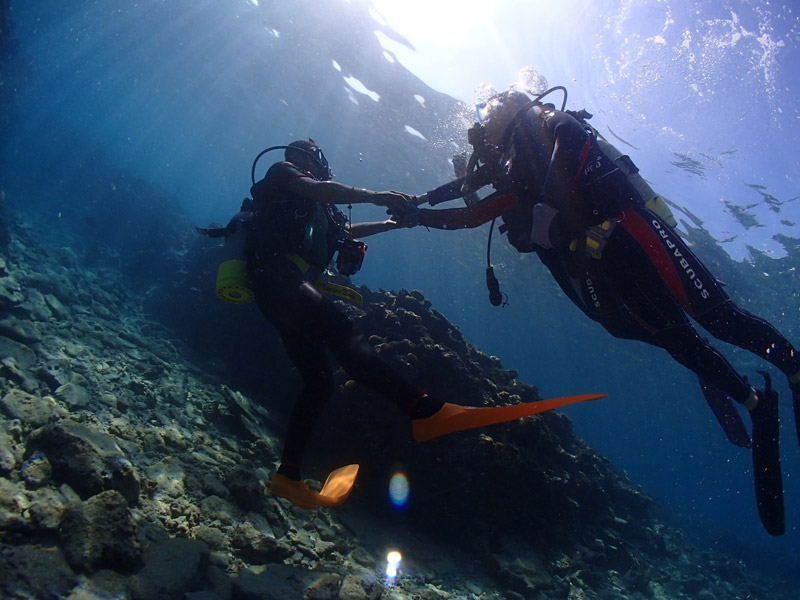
[[246, 161, 426, 479], [423, 107, 800, 405]]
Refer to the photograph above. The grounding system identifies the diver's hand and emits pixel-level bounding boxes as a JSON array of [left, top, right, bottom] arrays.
[[413, 193, 429, 207], [452, 151, 470, 178], [372, 191, 415, 216], [392, 205, 420, 228]]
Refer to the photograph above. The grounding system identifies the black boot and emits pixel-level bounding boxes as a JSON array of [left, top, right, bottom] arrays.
[[749, 371, 785, 536]]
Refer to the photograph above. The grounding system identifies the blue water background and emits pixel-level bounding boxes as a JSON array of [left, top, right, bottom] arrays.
[[2, 0, 799, 583]]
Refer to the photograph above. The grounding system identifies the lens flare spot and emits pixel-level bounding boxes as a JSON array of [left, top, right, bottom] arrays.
[[389, 472, 410, 508], [386, 550, 402, 579]]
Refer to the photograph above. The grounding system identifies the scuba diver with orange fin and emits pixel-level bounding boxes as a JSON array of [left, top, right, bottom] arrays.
[[408, 87, 800, 536], [197, 139, 606, 510]]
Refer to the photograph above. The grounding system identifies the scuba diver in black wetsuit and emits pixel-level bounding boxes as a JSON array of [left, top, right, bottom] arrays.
[[410, 89, 800, 536], [200, 139, 607, 510], [245, 140, 442, 509]]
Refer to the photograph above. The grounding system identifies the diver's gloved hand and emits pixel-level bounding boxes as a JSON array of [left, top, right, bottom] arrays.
[[391, 205, 421, 228], [372, 191, 415, 218]]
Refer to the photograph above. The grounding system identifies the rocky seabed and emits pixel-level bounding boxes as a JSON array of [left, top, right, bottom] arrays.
[[0, 206, 793, 599]]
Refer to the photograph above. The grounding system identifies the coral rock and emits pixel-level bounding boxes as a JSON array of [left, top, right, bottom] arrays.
[[25, 420, 140, 505], [60, 490, 140, 574], [128, 538, 210, 600]]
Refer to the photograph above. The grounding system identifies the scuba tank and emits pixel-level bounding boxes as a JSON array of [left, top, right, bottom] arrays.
[[211, 205, 255, 304], [594, 138, 678, 227]]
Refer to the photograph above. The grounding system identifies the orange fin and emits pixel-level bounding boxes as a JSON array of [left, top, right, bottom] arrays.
[[270, 464, 359, 509], [320, 464, 359, 499], [413, 394, 607, 442]]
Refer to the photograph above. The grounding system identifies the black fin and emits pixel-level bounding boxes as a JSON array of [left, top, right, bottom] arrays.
[[698, 376, 751, 448], [792, 382, 800, 451], [751, 371, 785, 536]]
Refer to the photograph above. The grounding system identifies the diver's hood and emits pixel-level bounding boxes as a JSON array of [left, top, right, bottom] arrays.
[[286, 139, 333, 181]]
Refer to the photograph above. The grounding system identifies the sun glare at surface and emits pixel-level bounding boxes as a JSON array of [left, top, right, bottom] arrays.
[[370, 0, 508, 102], [369, 0, 560, 103], [371, 0, 488, 45]]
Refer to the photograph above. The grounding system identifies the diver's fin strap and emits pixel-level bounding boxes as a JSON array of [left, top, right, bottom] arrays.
[[314, 281, 363, 306], [585, 219, 617, 260], [412, 393, 607, 443], [270, 464, 359, 510]]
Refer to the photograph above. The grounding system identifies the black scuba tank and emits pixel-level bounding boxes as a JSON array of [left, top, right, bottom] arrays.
[[594, 138, 677, 227]]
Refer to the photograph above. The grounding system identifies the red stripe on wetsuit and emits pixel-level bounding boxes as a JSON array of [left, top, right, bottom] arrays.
[[617, 209, 693, 310]]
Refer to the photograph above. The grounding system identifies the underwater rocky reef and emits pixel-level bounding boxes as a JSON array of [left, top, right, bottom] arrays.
[[0, 188, 794, 600]]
